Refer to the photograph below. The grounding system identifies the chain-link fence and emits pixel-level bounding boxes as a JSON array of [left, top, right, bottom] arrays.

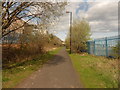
[[87, 35, 120, 58]]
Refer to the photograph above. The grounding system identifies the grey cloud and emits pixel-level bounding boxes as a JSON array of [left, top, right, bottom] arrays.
[[83, 2, 118, 32]]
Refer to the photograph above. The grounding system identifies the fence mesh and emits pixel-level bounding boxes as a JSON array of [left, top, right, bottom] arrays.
[[87, 35, 120, 58]]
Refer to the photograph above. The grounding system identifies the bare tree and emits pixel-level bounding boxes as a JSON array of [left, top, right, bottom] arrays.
[[1, 2, 67, 38]]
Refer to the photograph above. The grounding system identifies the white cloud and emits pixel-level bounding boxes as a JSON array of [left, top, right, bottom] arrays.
[[49, 2, 81, 40], [50, 1, 118, 40], [49, 14, 70, 32], [49, 2, 79, 34], [82, 2, 118, 32]]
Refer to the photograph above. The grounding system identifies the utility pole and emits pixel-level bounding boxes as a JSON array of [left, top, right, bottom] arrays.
[[66, 11, 72, 54]]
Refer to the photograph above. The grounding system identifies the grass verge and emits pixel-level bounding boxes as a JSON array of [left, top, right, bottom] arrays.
[[69, 52, 118, 88], [2, 47, 61, 88]]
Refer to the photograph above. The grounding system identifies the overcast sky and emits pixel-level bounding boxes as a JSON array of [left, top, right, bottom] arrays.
[[49, 0, 118, 41]]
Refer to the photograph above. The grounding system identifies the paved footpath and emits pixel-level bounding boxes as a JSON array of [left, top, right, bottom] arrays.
[[16, 47, 83, 88]]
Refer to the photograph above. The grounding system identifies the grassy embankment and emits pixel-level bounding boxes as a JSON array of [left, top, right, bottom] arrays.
[[68, 50, 118, 88], [2, 47, 61, 88]]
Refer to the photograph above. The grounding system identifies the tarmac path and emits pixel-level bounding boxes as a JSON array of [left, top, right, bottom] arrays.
[[16, 47, 83, 88]]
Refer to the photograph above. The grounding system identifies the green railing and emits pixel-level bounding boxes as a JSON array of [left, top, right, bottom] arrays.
[[87, 35, 120, 58]]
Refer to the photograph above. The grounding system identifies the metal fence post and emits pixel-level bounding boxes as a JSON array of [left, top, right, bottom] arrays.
[[105, 37, 108, 57], [87, 42, 90, 54], [93, 40, 96, 55]]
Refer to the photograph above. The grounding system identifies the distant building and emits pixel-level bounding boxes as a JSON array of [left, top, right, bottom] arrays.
[[2, 19, 34, 44]]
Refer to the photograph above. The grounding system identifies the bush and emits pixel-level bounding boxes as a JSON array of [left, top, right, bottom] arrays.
[[65, 19, 91, 53], [2, 29, 63, 67]]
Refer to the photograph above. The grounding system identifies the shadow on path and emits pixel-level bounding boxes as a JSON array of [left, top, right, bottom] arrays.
[[46, 54, 65, 66]]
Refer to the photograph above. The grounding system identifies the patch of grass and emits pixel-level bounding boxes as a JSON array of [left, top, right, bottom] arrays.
[[69, 53, 118, 88], [2, 78, 10, 82], [2, 47, 61, 88]]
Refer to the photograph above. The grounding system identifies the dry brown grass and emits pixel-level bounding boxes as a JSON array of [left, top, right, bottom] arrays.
[[2, 43, 52, 68]]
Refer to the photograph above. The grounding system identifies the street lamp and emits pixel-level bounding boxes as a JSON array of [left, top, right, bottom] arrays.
[[66, 11, 72, 54]]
